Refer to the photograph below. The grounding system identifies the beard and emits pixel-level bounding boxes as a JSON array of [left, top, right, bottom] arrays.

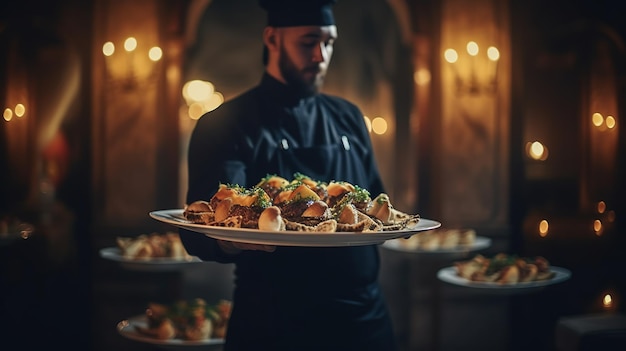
[[279, 45, 325, 96]]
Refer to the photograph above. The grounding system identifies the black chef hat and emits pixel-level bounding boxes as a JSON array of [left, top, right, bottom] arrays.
[[259, 0, 337, 27]]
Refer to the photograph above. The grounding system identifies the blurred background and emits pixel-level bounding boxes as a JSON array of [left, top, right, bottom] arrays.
[[1, 0, 624, 350]]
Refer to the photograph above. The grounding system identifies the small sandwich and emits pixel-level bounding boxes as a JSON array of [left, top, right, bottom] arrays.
[[329, 184, 382, 232], [256, 174, 290, 202], [275, 183, 336, 232], [366, 193, 420, 230], [183, 200, 214, 224], [211, 185, 273, 229]]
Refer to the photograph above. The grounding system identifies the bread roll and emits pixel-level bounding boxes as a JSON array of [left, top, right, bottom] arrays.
[[258, 206, 285, 231], [418, 231, 440, 251], [458, 229, 476, 245], [439, 229, 460, 249]]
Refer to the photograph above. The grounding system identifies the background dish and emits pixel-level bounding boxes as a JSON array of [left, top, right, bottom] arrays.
[[437, 266, 572, 294], [99, 247, 201, 271], [150, 209, 441, 247], [117, 315, 224, 350], [382, 236, 491, 254]]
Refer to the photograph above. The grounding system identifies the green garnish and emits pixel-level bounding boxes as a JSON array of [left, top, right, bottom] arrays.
[[330, 185, 371, 217], [220, 182, 247, 194], [293, 172, 326, 187], [284, 181, 303, 191], [485, 255, 518, 275], [251, 187, 272, 208]]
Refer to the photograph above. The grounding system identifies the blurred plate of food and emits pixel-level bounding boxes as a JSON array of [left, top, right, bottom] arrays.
[[150, 209, 441, 247], [0, 219, 34, 246], [437, 253, 571, 294], [382, 228, 491, 254], [100, 232, 201, 271], [117, 298, 230, 350]]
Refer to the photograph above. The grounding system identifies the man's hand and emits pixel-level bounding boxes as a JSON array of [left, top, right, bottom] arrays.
[[217, 240, 276, 254]]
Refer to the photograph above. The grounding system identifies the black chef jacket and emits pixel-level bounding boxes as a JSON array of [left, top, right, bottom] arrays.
[[181, 73, 397, 351]]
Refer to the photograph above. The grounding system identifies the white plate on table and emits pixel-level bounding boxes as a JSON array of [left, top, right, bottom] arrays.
[[382, 236, 492, 254], [437, 266, 572, 294], [150, 209, 441, 247], [0, 222, 34, 246], [99, 247, 202, 271], [117, 314, 224, 350]]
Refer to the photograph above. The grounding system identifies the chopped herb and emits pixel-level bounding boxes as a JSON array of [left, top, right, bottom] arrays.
[[251, 187, 272, 208], [485, 255, 518, 275]]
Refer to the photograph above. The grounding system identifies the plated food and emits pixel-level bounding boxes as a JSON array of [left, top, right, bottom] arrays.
[[392, 228, 477, 251], [116, 232, 192, 261], [132, 298, 232, 341], [453, 253, 556, 284], [183, 173, 420, 233]]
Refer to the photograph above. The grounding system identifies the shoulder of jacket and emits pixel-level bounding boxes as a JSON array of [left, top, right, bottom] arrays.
[[318, 93, 360, 112]]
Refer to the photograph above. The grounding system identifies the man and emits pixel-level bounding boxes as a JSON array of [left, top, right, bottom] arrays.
[[180, 1, 397, 350]]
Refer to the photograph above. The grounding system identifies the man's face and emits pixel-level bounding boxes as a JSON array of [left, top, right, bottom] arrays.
[[276, 25, 337, 95]]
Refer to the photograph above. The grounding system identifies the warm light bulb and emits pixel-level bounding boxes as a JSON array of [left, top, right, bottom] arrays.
[[205, 92, 224, 112], [444, 49, 458, 63], [466, 41, 479, 56], [607, 210, 616, 222], [527, 141, 548, 160], [184, 80, 214, 102], [538, 219, 549, 237], [603, 294, 613, 309], [3, 108, 13, 121], [487, 46, 500, 61], [124, 37, 137, 52], [14, 104, 25, 117], [594, 219, 603, 235], [188, 102, 205, 120], [592, 112, 603, 127], [605, 115, 616, 129], [597, 201, 606, 214], [372, 117, 388, 135], [102, 41, 115, 56], [413, 68, 431, 86], [148, 47, 162, 61]]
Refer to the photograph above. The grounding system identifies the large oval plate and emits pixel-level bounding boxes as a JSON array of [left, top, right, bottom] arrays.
[[150, 209, 441, 247], [382, 236, 492, 255], [437, 266, 572, 294], [117, 314, 224, 350], [99, 247, 202, 271]]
